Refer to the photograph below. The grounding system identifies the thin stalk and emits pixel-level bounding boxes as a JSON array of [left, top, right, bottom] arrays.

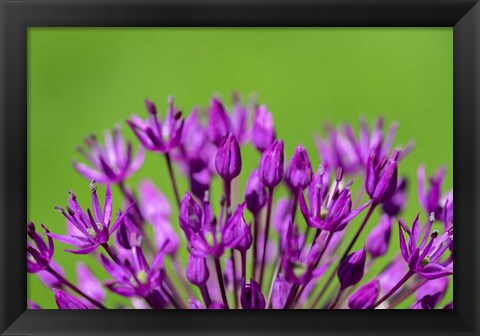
[[214, 257, 230, 308], [230, 250, 239, 309], [389, 278, 428, 309], [251, 213, 260, 281], [224, 179, 232, 209], [266, 259, 281, 308], [200, 285, 212, 307], [283, 284, 300, 309], [329, 287, 345, 309], [164, 153, 181, 208], [101, 243, 121, 265], [293, 232, 333, 307], [161, 283, 185, 309], [373, 270, 415, 308], [259, 187, 274, 288], [241, 251, 247, 280], [164, 272, 187, 308], [310, 202, 377, 308], [46, 266, 106, 309]]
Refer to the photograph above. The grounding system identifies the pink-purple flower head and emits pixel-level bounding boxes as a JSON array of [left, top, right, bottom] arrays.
[[348, 279, 380, 309], [366, 150, 399, 204], [299, 166, 371, 232], [366, 214, 394, 259], [252, 105, 275, 152], [186, 253, 210, 287], [73, 125, 144, 184], [27, 222, 54, 273], [240, 278, 266, 309], [215, 132, 242, 181], [101, 244, 165, 298], [189, 200, 251, 258], [338, 248, 366, 289], [127, 96, 184, 153], [49, 181, 131, 254], [207, 97, 233, 146], [259, 139, 284, 189], [316, 117, 413, 175], [245, 169, 268, 215], [285, 145, 313, 191], [417, 165, 447, 217], [139, 180, 179, 255], [382, 177, 408, 217], [398, 214, 453, 279]]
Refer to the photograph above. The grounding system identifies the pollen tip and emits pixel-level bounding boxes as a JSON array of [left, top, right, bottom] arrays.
[[317, 164, 324, 175], [429, 212, 435, 223], [89, 180, 97, 192], [54, 206, 64, 213]]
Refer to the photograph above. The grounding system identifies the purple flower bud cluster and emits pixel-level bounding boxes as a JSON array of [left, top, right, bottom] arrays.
[[27, 94, 453, 310]]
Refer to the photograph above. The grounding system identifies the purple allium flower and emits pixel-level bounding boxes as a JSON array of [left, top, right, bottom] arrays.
[[222, 205, 253, 253], [231, 92, 251, 144], [366, 214, 394, 258], [127, 97, 184, 153], [315, 118, 413, 175], [245, 169, 268, 215], [186, 254, 210, 287], [53, 289, 88, 309], [271, 274, 291, 309], [366, 150, 399, 204], [77, 263, 105, 304], [348, 280, 380, 309], [190, 201, 250, 257], [101, 244, 165, 298], [338, 248, 366, 289], [179, 192, 203, 241], [382, 178, 407, 217], [412, 292, 442, 309], [252, 105, 275, 152], [398, 214, 453, 279], [139, 180, 179, 255], [417, 165, 447, 217], [207, 97, 233, 146], [48, 182, 131, 254], [240, 278, 266, 309], [299, 167, 371, 232], [259, 139, 284, 189], [377, 256, 408, 295], [27, 222, 54, 273], [285, 145, 314, 190], [215, 132, 242, 181], [73, 125, 144, 184]]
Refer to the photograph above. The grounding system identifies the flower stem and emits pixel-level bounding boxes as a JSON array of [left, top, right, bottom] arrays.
[[46, 266, 106, 309], [389, 278, 427, 309], [230, 250, 239, 308], [214, 257, 229, 308], [101, 243, 122, 265], [259, 187, 274, 289], [309, 202, 377, 308], [241, 251, 247, 280], [164, 153, 181, 208], [224, 178, 232, 210], [329, 287, 344, 309], [251, 213, 259, 281], [373, 270, 415, 308], [200, 285, 212, 307], [161, 282, 185, 309]]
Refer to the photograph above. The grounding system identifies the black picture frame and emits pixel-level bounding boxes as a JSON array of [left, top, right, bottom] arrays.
[[1, 0, 479, 335]]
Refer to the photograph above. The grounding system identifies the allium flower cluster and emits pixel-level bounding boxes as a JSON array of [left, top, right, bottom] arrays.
[[27, 93, 453, 310]]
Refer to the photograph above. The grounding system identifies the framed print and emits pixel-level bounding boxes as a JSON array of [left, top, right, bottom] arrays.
[[1, 0, 479, 335]]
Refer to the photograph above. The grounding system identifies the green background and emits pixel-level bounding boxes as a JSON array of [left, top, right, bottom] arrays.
[[28, 28, 453, 308]]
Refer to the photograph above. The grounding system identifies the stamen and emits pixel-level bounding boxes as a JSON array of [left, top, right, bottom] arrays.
[[335, 167, 343, 182], [66, 205, 75, 216], [431, 230, 439, 239], [89, 180, 97, 192], [54, 206, 65, 213], [429, 212, 435, 223], [318, 164, 324, 176], [67, 189, 76, 200]]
